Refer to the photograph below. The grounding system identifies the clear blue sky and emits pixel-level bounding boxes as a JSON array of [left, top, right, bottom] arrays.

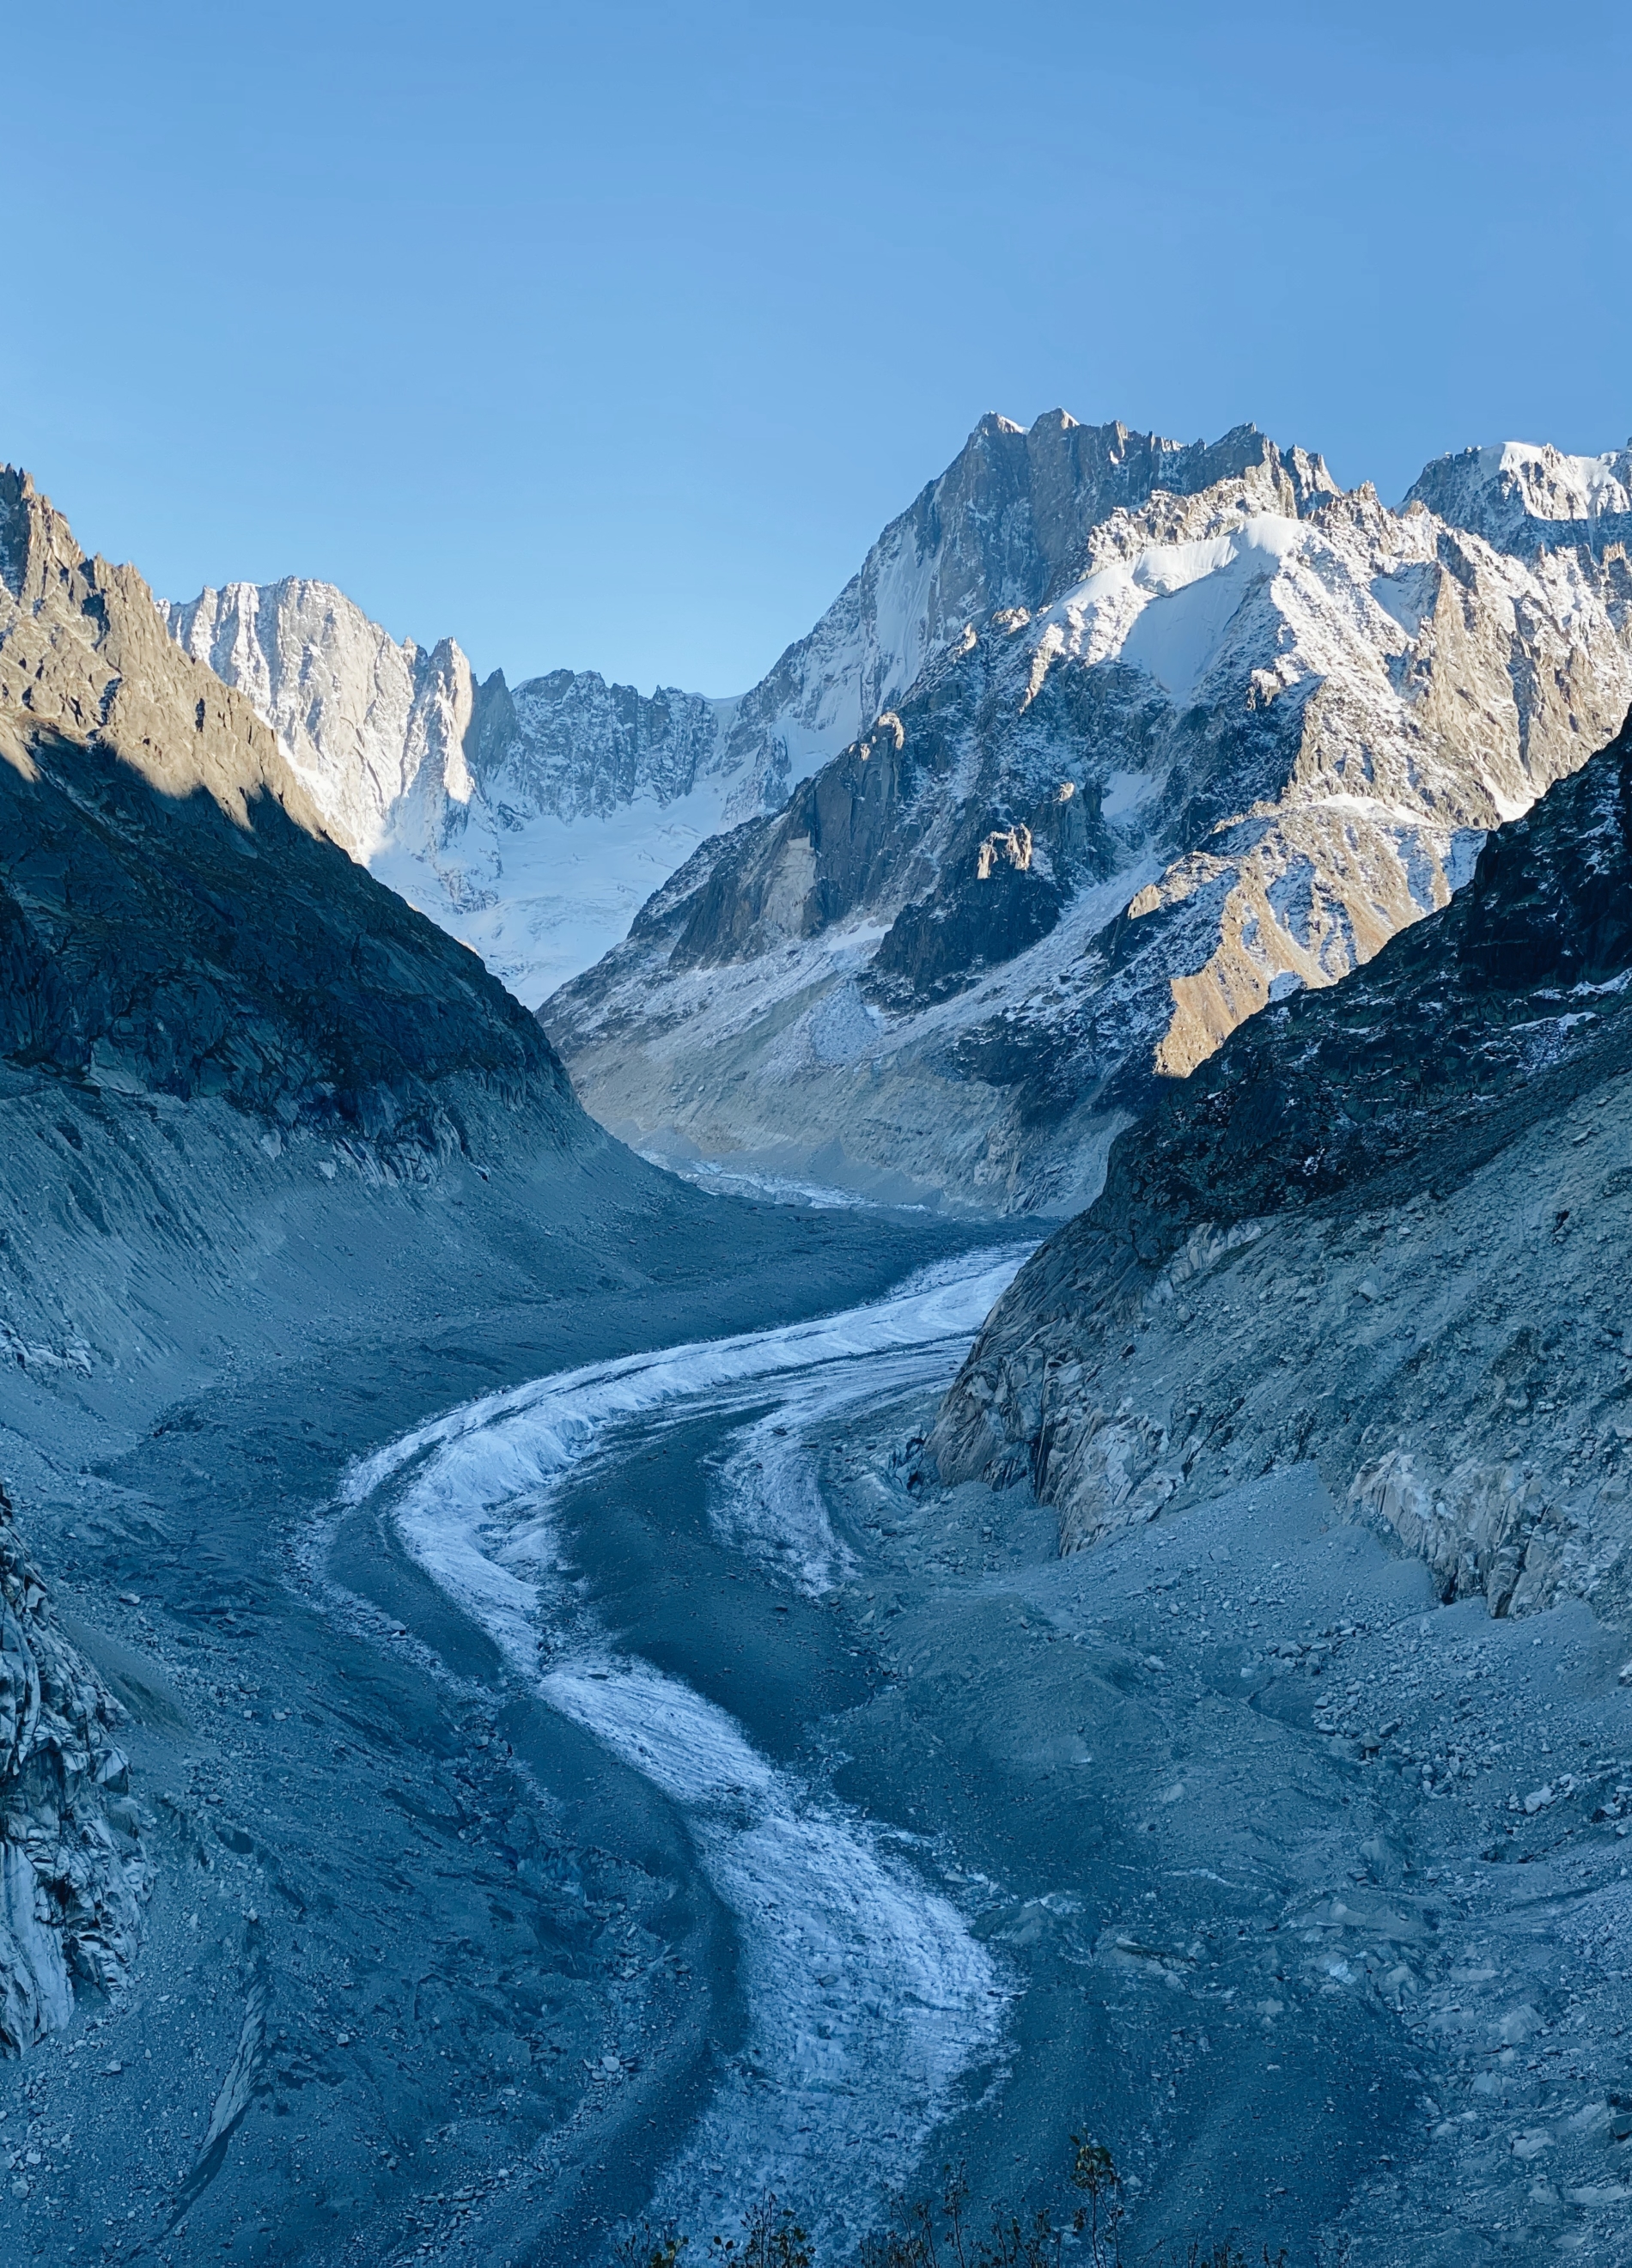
[[5, 1, 1627, 695]]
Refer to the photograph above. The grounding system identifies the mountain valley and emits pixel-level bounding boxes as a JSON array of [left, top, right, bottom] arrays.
[[3, 412, 1632, 2268], [170, 415, 1632, 1220]]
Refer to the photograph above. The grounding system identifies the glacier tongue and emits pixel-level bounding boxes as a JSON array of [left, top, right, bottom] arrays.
[[344, 1243, 1030, 2242]]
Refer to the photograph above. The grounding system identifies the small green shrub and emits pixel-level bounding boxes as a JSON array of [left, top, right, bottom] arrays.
[[616, 2192, 811, 2268], [613, 2139, 1287, 2268]]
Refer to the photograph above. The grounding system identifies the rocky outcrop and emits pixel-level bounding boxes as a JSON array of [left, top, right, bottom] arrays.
[[930, 710, 1632, 1625], [546, 453, 1632, 1213], [163, 576, 477, 858], [2, 469, 582, 1171], [0, 471, 326, 835], [706, 411, 1339, 809], [0, 1479, 145, 2053]]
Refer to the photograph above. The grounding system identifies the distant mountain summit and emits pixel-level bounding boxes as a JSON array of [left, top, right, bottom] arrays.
[[161, 412, 1632, 1216], [707, 411, 1339, 803], [1407, 438, 1632, 555], [164, 578, 728, 1003]]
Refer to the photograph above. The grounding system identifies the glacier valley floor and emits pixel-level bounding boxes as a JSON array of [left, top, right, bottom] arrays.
[[4, 1211, 1632, 2268]]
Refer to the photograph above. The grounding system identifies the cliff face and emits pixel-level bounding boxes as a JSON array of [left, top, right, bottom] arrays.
[[930, 710, 1632, 1624], [166, 577, 731, 1002], [546, 460, 1632, 1213], [0, 470, 326, 833], [162, 575, 473, 856]]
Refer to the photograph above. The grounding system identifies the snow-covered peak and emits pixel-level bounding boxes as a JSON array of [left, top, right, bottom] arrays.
[[164, 577, 461, 856], [1032, 510, 1308, 699], [166, 574, 738, 1004], [545, 459, 1632, 1214], [711, 411, 1339, 816], [164, 411, 1342, 1006], [1407, 438, 1632, 552]]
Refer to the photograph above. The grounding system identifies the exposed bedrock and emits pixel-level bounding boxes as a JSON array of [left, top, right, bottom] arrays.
[[0, 463, 590, 1176], [932, 711, 1632, 1624], [0, 1479, 145, 2054]]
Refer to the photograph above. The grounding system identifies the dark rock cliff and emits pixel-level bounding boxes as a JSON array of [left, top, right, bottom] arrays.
[[1002, 702, 1632, 1284]]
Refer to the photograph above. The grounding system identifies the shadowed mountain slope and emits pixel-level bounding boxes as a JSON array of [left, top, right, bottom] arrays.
[[0, 465, 665, 2052], [1, 467, 575, 1158]]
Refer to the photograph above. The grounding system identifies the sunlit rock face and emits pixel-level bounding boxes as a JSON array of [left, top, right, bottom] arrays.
[[159, 414, 1632, 1214], [1, 465, 580, 1167], [165, 414, 1330, 1011]]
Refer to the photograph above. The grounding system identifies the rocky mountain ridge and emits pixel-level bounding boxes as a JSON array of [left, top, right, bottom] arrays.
[[545, 437, 1632, 1213], [0, 464, 632, 2051], [167, 423, 1632, 1146], [166, 578, 731, 1003], [929, 708, 1632, 1628], [162, 413, 1338, 1008]]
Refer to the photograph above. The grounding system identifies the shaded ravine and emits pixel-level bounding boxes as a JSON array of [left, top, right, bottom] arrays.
[[335, 1247, 1032, 2252]]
